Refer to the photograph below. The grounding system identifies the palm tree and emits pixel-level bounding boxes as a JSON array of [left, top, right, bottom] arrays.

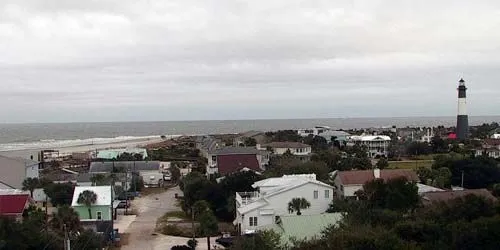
[[50, 205, 81, 236], [90, 174, 107, 186], [287, 197, 311, 215], [193, 200, 218, 250], [77, 190, 97, 219], [22, 177, 40, 198]]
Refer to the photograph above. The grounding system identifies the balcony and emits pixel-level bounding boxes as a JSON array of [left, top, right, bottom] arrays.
[[236, 191, 260, 206]]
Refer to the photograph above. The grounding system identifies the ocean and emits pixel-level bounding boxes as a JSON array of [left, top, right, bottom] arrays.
[[0, 116, 499, 152]]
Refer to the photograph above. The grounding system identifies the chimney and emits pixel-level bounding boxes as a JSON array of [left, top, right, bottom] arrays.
[[374, 168, 381, 179]]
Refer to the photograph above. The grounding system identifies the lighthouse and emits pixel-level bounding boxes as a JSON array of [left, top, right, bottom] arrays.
[[456, 78, 469, 140]]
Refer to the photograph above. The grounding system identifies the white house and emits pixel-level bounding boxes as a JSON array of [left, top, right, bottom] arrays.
[[235, 174, 334, 234], [347, 135, 391, 158], [475, 139, 500, 159], [333, 169, 420, 198], [257, 142, 312, 161], [297, 126, 331, 137]]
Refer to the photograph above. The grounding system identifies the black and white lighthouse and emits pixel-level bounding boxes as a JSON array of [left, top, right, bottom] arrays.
[[456, 78, 469, 140]]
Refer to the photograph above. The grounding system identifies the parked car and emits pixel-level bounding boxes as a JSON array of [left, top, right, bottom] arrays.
[[215, 232, 234, 247], [116, 200, 130, 209]]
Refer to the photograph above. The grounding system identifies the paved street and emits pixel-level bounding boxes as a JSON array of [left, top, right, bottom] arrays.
[[122, 186, 181, 250]]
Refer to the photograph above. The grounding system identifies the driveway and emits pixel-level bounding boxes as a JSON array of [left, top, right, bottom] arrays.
[[121, 185, 182, 250]]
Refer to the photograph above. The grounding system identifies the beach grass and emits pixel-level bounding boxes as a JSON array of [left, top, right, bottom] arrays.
[[388, 160, 433, 169]]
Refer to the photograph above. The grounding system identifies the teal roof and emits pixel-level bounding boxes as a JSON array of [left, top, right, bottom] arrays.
[[263, 213, 343, 246]]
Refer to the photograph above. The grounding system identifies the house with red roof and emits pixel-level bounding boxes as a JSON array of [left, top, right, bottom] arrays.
[[0, 193, 31, 221], [333, 169, 420, 198], [206, 147, 267, 177]]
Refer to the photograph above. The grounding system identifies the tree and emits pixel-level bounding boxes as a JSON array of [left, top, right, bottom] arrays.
[[77, 190, 97, 219], [129, 173, 144, 192], [44, 182, 75, 207], [376, 158, 389, 170], [244, 137, 257, 147], [287, 197, 311, 215], [231, 230, 283, 250], [197, 208, 218, 250], [22, 177, 40, 198], [170, 165, 182, 183], [90, 174, 107, 186], [72, 229, 103, 250], [358, 177, 419, 212], [50, 205, 81, 236]]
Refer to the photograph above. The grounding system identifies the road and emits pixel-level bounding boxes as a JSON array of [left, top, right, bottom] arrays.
[[122, 186, 181, 250]]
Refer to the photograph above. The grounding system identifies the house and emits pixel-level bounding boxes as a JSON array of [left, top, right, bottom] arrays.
[[262, 213, 343, 246], [76, 173, 131, 191], [475, 139, 500, 158], [297, 126, 331, 137], [347, 135, 391, 158], [89, 161, 164, 187], [421, 189, 496, 206], [235, 174, 334, 234], [317, 130, 351, 144], [0, 155, 39, 190], [95, 148, 148, 160], [257, 142, 312, 161], [0, 191, 31, 221], [333, 169, 419, 198], [233, 131, 267, 147], [206, 147, 269, 176], [71, 186, 114, 234]]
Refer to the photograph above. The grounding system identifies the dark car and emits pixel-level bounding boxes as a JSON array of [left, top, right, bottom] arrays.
[[116, 200, 130, 209]]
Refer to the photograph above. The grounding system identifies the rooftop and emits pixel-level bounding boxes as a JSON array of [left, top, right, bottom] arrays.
[[71, 186, 113, 207], [0, 193, 30, 215], [210, 146, 260, 155], [217, 154, 261, 176], [260, 142, 311, 149], [349, 135, 391, 141], [89, 161, 160, 173], [263, 213, 343, 245], [337, 169, 419, 185], [421, 189, 496, 204]]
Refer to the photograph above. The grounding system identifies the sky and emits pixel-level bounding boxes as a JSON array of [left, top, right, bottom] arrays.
[[1, 0, 500, 123]]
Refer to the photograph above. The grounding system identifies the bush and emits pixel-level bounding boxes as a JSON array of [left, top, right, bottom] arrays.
[[160, 224, 184, 236], [171, 245, 191, 250]]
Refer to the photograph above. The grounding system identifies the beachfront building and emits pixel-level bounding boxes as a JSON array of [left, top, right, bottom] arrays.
[[257, 142, 312, 161], [235, 174, 333, 235], [95, 148, 148, 160], [71, 186, 114, 234], [0, 155, 39, 189], [206, 147, 269, 176], [297, 126, 331, 137], [333, 169, 419, 198], [317, 130, 351, 145], [347, 135, 391, 158]]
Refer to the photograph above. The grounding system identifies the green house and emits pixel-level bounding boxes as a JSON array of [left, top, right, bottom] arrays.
[[71, 186, 113, 221]]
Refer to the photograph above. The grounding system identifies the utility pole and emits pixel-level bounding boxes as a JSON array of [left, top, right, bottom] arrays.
[[45, 196, 48, 238], [461, 170, 465, 188], [63, 224, 71, 250]]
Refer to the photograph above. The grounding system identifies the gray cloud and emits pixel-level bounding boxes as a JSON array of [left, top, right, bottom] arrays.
[[1, 0, 500, 123]]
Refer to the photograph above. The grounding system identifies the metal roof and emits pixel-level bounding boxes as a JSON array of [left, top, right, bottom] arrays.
[[89, 161, 160, 173]]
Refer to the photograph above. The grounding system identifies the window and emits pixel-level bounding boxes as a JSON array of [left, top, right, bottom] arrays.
[[96, 211, 102, 220], [325, 190, 330, 199], [249, 217, 258, 227], [313, 190, 318, 199], [212, 155, 217, 163]]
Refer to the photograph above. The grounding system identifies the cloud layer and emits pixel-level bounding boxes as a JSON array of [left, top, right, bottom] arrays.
[[1, 0, 500, 122]]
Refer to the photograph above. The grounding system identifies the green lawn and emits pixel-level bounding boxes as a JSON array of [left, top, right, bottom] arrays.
[[388, 160, 433, 170]]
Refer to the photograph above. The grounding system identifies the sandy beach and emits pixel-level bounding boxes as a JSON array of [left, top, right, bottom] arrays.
[[0, 137, 167, 159]]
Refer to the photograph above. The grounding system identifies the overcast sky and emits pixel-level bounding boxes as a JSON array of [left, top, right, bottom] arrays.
[[1, 0, 500, 123]]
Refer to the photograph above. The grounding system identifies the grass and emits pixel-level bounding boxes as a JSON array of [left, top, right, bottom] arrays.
[[388, 160, 433, 170], [140, 187, 169, 196], [164, 211, 190, 220]]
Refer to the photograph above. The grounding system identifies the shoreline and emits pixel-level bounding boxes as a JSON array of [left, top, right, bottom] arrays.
[[0, 137, 170, 159]]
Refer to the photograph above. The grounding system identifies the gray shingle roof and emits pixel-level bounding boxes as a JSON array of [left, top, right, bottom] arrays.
[[89, 161, 160, 173], [210, 146, 260, 155], [76, 172, 128, 182]]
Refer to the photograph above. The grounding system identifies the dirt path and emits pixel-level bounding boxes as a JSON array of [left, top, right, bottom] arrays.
[[121, 185, 182, 250]]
